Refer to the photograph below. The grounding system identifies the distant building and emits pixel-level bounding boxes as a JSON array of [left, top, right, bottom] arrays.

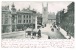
[[37, 13, 42, 26], [2, 3, 42, 33], [56, 9, 65, 27], [56, 2, 74, 37], [48, 12, 56, 24], [2, 5, 11, 33], [42, 3, 48, 26], [56, 11, 61, 26]]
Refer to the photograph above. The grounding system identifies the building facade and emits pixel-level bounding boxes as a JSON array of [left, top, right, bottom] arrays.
[[37, 13, 42, 28], [48, 12, 56, 24], [66, 2, 74, 37], [56, 2, 74, 37], [56, 11, 61, 26], [2, 5, 11, 33], [2, 3, 42, 33]]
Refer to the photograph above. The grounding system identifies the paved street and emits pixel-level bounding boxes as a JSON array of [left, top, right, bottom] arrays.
[[2, 31, 25, 39], [2, 24, 66, 39], [2, 31, 48, 39], [40, 24, 66, 39]]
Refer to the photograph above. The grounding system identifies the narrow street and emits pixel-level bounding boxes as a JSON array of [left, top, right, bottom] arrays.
[[40, 24, 66, 39]]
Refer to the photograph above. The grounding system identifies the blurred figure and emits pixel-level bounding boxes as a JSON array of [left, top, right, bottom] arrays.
[[38, 29, 41, 38], [51, 28, 54, 32], [48, 36, 50, 39]]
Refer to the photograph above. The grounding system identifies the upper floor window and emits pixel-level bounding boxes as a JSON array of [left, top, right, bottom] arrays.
[[24, 15, 25, 18], [18, 15, 21, 19], [26, 15, 28, 18]]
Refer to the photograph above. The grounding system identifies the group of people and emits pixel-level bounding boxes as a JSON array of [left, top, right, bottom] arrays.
[[32, 29, 41, 39], [51, 22, 60, 32], [26, 29, 41, 39]]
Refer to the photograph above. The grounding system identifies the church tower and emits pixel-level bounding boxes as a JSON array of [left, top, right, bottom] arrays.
[[42, 3, 48, 26], [11, 3, 17, 31], [11, 3, 16, 13]]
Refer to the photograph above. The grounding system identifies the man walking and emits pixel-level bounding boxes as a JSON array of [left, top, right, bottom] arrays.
[[38, 29, 41, 38]]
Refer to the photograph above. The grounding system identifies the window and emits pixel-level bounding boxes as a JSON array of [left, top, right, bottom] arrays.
[[2, 14, 4, 17], [18, 15, 21, 19], [29, 20, 31, 23], [24, 15, 25, 18], [18, 20, 21, 23], [26, 20, 28, 23], [5, 14, 8, 17], [24, 20, 25, 23], [20, 20, 21, 23], [4, 18, 8, 24], [2, 18, 3, 24], [26, 15, 28, 18]]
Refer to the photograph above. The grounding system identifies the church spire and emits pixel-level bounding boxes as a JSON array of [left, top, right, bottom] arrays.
[[11, 2, 16, 12], [47, 2, 48, 8], [12, 2, 15, 7]]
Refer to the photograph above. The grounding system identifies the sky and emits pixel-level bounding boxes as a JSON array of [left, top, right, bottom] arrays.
[[2, 1, 72, 14]]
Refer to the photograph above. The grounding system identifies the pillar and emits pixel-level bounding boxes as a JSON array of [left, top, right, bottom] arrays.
[[22, 15, 23, 24], [15, 15, 17, 31], [9, 15, 12, 32], [22, 15, 23, 30], [35, 16, 37, 29]]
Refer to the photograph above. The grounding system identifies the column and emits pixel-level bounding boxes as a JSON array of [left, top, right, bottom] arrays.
[[17, 15, 18, 31], [31, 15, 33, 27], [22, 15, 23, 24], [35, 16, 37, 29], [15, 15, 17, 31], [16, 15, 18, 24], [22, 15, 23, 30], [9, 15, 12, 32]]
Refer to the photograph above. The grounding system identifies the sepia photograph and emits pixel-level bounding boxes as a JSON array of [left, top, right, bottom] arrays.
[[1, 1, 74, 39]]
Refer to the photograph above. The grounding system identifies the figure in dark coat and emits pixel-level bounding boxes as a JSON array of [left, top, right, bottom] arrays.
[[38, 29, 41, 38]]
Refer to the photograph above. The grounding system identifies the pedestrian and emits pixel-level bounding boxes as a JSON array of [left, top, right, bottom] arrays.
[[51, 28, 54, 32], [38, 29, 41, 38], [50, 26, 52, 28], [48, 36, 50, 39]]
